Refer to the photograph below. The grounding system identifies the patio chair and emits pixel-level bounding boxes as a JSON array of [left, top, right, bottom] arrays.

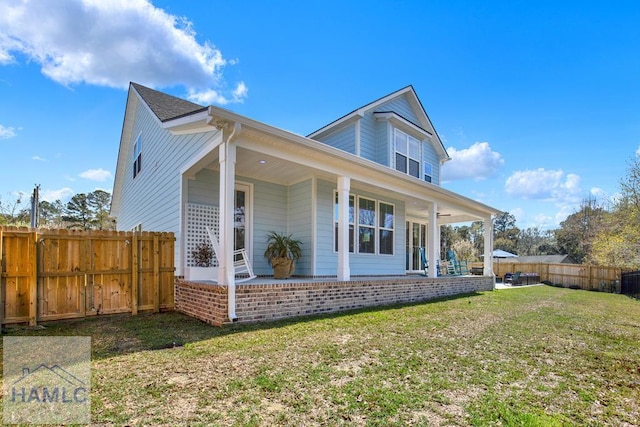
[[446, 250, 461, 275], [419, 247, 440, 276], [505, 271, 521, 285], [206, 226, 256, 283]]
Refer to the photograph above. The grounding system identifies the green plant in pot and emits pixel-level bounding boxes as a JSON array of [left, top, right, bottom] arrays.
[[263, 231, 302, 279]]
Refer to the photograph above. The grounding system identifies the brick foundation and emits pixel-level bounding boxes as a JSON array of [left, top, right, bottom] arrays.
[[175, 276, 494, 326]]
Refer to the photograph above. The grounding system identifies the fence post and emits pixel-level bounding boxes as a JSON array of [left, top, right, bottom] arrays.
[[0, 227, 4, 331], [153, 234, 160, 313], [28, 230, 38, 326], [131, 233, 138, 316]]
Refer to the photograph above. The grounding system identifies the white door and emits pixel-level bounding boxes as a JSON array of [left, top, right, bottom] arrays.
[[234, 183, 252, 257]]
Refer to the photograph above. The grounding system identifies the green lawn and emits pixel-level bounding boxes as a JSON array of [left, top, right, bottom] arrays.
[[2, 285, 639, 426]]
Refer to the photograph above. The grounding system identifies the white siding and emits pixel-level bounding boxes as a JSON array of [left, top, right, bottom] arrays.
[[114, 102, 219, 271]]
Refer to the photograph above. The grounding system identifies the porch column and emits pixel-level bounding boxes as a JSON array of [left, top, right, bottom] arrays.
[[483, 214, 495, 282], [337, 176, 350, 281], [426, 202, 439, 278], [218, 122, 241, 320]]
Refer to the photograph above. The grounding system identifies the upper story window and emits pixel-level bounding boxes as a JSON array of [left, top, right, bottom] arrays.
[[394, 129, 420, 179], [133, 134, 142, 179], [424, 163, 433, 183]]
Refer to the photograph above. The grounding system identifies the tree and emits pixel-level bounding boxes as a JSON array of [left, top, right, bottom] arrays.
[[452, 239, 476, 262], [63, 193, 93, 230], [555, 196, 607, 264], [493, 212, 519, 252], [39, 200, 65, 228], [591, 156, 640, 268], [87, 190, 113, 230], [0, 192, 29, 226]]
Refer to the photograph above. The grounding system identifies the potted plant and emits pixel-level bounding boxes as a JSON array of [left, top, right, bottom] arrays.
[[185, 241, 215, 280], [263, 231, 302, 279]]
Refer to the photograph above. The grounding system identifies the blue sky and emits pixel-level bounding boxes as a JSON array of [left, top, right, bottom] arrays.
[[1, 0, 639, 230]]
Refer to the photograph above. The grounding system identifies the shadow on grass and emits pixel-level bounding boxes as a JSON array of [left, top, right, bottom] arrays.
[[1, 291, 486, 361]]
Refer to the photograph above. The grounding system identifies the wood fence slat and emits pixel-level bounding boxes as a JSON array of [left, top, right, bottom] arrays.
[[153, 234, 160, 313], [0, 228, 4, 333], [131, 233, 138, 315], [28, 231, 37, 326]]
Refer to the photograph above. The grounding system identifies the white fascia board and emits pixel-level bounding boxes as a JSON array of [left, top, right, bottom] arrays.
[[162, 110, 211, 135], [307, 111, 364, 140], [111, 88, 139, 217], [208, 106, 500, 218], [373, 112, 433, 138]]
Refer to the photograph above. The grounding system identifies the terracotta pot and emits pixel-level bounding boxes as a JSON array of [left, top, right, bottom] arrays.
[[272, 257, 294, 279]]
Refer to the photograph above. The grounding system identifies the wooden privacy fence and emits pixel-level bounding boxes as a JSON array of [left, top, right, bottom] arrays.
[[0, 227, 175, 326], [490, 261, 622, 291]]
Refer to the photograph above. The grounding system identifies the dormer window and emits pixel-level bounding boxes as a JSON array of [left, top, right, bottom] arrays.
[[394, 129, 420, 178]]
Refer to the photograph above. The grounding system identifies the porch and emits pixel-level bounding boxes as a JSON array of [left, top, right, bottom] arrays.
[[175, 274, 494, 326]]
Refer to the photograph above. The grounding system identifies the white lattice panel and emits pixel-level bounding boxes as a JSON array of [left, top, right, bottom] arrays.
[[186, 203, 219, 267]]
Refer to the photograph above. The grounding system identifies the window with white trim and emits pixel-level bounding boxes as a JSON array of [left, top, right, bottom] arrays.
[[133, 134, 142, 179], [334, 194, 395, 255], [358, 197, 376, 254], [424, 163, 433, 183], [394, 128, 420, 178], [334, 193, 355, 253], [379, 202, 395, 255]]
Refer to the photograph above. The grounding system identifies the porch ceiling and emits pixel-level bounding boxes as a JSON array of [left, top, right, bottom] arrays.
[[201, 146, 484, 224]]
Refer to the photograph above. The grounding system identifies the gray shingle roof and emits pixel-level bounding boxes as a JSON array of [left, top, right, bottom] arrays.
[[131, 82, 206, 122]]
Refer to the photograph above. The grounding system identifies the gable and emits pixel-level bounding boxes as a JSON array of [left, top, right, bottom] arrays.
[[308, 86, 449, 163]]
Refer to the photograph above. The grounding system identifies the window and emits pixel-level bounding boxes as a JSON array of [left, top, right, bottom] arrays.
[[379, 202, 394, 255], [394, 129, 420, 178], [424, 163, 433, 183], [133, 134, 142, 178], [334, 193, 355, 253], [358, 197, 376, 254], [334, 193, 395, 255]]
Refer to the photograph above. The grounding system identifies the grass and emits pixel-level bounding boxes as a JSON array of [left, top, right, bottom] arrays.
[[1, 285, 639, 426]]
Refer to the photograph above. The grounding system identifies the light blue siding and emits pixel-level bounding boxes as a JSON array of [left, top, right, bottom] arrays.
[[287, 180, 313, 276], [423, 144, 440, 185], [376, 95, 419, 123], [358, 114, 376, 162], [315, 179, 406, 276], [314, 124, 356, 154]]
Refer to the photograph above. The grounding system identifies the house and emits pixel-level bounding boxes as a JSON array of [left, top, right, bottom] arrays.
[[511, 255, 576, 264], [111, 83, 501, 321]]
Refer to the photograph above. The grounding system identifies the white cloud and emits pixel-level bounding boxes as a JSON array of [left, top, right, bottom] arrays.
[[40, 187, 75, 203], [187, 81, 248, 105], [636, 145, 640, 157], [504, 168, 582, 203], [441, 142, 504, 181], [0, 0, 246, 104], [0, 124, 17, 139], [32, 155, 48, 161], [79, 168, 112, 181]]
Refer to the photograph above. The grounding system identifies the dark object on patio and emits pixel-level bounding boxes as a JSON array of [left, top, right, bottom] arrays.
[[505, 271, 540, 285], [470, 266, 483, 275]]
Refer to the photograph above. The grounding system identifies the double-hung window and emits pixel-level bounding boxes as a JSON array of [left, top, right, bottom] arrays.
[[334, 194, 394, 255], [394, 129, 420, 178], [379, 202, 394, 255], [334, 193, 355, 252], [133, 134, 142, 179], [358, 197, 376, 254], [424, 163, 433, 183]]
